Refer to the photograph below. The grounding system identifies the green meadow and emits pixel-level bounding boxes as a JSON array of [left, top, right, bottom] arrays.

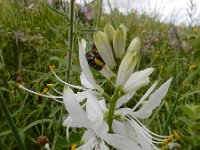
[[0, 0, 200, 149]]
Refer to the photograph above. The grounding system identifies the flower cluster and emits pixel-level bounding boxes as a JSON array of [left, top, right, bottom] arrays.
[[19, 24, 179, 150]]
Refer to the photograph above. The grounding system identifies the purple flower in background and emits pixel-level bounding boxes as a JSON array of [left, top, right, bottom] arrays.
[[81, 5, 88, 13], [79, 4, 93, 21], [85, 11, 93, 20]]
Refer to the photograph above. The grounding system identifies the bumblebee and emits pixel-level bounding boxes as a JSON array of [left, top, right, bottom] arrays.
[[85, 45, 105, 71]]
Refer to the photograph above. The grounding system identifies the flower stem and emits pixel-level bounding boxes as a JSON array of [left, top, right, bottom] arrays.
[[95, 0, 102, 28], [0, 92, 26, 150], [162, 87, 182, 134], [66, 0, 75, 82], [107, 87, 120, 132]]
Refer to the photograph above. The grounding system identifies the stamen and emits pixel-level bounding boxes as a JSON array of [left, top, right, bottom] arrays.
[[42, 88, 49, 94], [47, 84, 54, 88], [52, 87, 63, 95], [18, 85, 63, 103], [162, 135, 174, 145], [173, 130, 180, 140], [51, 70, 86, 90], [162, 131, 180, 150], [128, 115, 168, 139], [49, 65, 55, 71], [71, 144, 76, 150]]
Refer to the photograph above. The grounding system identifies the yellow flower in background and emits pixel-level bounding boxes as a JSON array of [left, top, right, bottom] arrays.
[[189, 64, 197, 70], [0, 0, 3, 5]]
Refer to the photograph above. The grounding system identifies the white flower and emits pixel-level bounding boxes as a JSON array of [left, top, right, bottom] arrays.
[[112, 78, 172, 150], [63, 86, 109, 150]]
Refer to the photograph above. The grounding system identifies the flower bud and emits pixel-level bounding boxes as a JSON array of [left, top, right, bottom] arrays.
[[94, 31, 116, 69], [113, 24, 127, 58], [116, 37, 140, 86], [104, 24, 115, 43]]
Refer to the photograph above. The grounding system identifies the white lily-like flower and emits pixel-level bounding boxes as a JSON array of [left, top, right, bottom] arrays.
[[63, 86, 145, 150], [112, 78, 173, 150], [63, 86, 109, 150]]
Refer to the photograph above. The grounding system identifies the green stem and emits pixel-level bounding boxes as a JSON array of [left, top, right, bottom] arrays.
[[162, 87, 182, 134], [0, 92, 26, 150], [107, 87, 120, 132], [95, 0, 102, 28], [107, 0, 116, 28], [66, 0, 75, 82]]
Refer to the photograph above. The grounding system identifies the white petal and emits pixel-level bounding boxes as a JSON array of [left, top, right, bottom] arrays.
[[63, 87, 91, 128], [98, 140, 109, 150], [115, 92, 135, 109], [104, 24, 115, 43], [86, 93, 109, 137], [104, 133, 141, 150], [112, 120, 138, 144], [127, 37, 141, 53], [99, 65, 116, 80], [124, 68, 154, 93], [116, 52, 138, 86], [132, 81, 158, 111], [86, 93, 103, 122], [128, 119, 153, 150], [115, 108, 132, 117], [93, 32, 116, 68], [63, 116, 83, 128], [78, 39, 103, 92], [112, 120, 127, 136], [116, 37, 140, 86], [81, 130, 95, 143], [80, 73, 95, 89], [98, 99, 108, 112], [113, 24, 127, 58], [133, 78, 172, 119], [77, 136, 97, 150], [75, 90, 89, 102]]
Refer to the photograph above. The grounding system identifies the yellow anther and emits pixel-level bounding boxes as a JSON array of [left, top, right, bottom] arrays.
[[94, 59, 104, 67], [49, 65, 55, 71], [162, 134, 174, 146], [47, 84, 54, 88], [42, 88, 48, 94], [71, 144, 76, 150], [161, 145, 165, 150], [173, 130, 180, 140], [189, 64, 197, 70]]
